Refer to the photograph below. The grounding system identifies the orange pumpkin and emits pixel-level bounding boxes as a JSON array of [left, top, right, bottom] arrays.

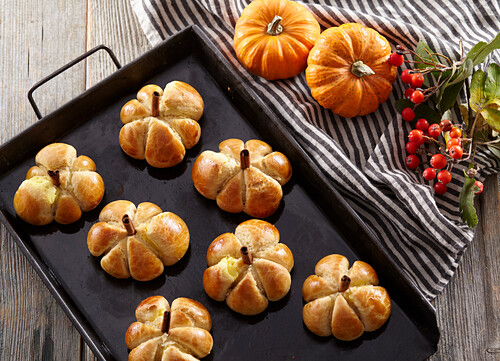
[[306, 23, 397, 118], [234, 0, 320, 81]]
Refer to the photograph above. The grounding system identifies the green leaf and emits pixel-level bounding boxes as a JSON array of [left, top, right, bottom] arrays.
[[395, 98, 411, 113], [459, 103, 469, 127], [487, 143, 500, 159], [484, 63, 500, 103], [443, 131, 451, 145], [466, 31, 500, 66], [480, 107, 500, 132], [415, 41, 439, 70], [474, 129, 490, 142], [469, 70, 487, 112], [459, 172, 480, 228], [438, 81, 465, 113], [436, 62, 457, 104], [414, 41, 441, 83], [447, 59, 474, 86], [441, 109, 453, 122], [394, 99, 441, 123], [468, 64, 500, 112]]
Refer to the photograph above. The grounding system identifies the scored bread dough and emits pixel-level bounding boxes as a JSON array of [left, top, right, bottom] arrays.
[[203, 219, 294, 315], [302, 254, 391, 341], [192, 139, 292, 218]]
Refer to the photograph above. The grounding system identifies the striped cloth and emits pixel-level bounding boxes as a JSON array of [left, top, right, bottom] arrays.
[[130, 0, 500, 299]]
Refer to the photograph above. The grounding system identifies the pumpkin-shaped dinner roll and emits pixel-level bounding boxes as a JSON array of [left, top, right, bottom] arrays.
[[192, 139, 292, 218], [126, 296, 213, 361], [87, 200, 189, 281], [302, 254, 391, 341], [203, 219, 293, 315], [13, 143, 105, 225], [120, 81, 204, 168]]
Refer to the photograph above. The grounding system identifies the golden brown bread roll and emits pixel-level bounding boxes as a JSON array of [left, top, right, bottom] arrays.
[[125, 296, 213, 361], [87, 200, 189, 281], [120, 81, 204, 168], [13, 143, 105, 225], [192, 139, 292, 218], [203, 219, 293, 315], [302, 254, 391, 341]]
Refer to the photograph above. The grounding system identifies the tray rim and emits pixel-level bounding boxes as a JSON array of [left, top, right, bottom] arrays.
[[0, 25, 439, 360]]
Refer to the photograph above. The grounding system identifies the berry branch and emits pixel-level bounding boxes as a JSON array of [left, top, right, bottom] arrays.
[[390, 32, 500, 228]]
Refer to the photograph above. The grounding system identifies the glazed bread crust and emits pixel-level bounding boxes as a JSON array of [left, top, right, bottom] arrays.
[[203, 219, 294, 315], [125, 296, 213, 361], [302, 254, 391, 341], [119, 81, 204, 168], [87, 200, 189, 281], [13, 143, 104, 225], [192, 139, 292, 218]]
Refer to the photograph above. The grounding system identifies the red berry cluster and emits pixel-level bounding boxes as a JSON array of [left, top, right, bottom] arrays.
[[399, 74, 426, 122], [388, 48, 485, 197], [403, 117, 484, 195], [399, 69, 425, 104], [388, 47, 428, 121]]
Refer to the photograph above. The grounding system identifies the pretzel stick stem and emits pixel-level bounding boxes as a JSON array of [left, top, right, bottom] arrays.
[[161, 310, 170, 333], [240, 149, 250, 170], [47, 170, 60, 186], [339, 275, 351, 292], [240, 246, 253, 265], [122, 214, 136, 236], [151, 91, 160, 117]]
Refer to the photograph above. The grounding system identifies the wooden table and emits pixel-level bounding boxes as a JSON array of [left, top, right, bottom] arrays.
[[0, 1, 498, 360]]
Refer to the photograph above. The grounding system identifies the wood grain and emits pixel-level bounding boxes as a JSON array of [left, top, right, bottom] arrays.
[[85, 0, 151, 88], [82, 342, 98, 361], [481, 176, 500, 357], [0, 1, 88, 360], [429, 174, 500, 361], [0, 0, 498, 360]]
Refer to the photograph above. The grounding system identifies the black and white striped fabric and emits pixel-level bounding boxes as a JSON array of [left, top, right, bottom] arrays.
[[130, 0, 500, 299]]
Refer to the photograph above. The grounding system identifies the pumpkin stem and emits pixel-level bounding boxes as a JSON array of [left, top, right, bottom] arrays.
[[161, 310, 170, 333], [351, 60, 375, 78], [47, 170, 60, 187], [338, 275, 351, 292], [267, 15, 283, 36], [122, 214, 136, 236], [240, 246, 253, 265], [240, 149, 250, 170], [151, 91, 160, 117]]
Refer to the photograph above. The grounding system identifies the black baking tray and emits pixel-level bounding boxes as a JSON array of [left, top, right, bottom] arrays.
[[0, 26, 439, 360]]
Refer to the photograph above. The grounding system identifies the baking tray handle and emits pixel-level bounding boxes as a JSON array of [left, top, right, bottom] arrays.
[[27, 44, 122, 120]]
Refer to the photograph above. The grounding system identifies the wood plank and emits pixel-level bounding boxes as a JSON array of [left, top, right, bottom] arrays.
[[429, 174, 500, 361], [81, 342, 98, 361], [480, 175, 500, 357], [0, 0, 88, 359], [85, 0, 152, 88]]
